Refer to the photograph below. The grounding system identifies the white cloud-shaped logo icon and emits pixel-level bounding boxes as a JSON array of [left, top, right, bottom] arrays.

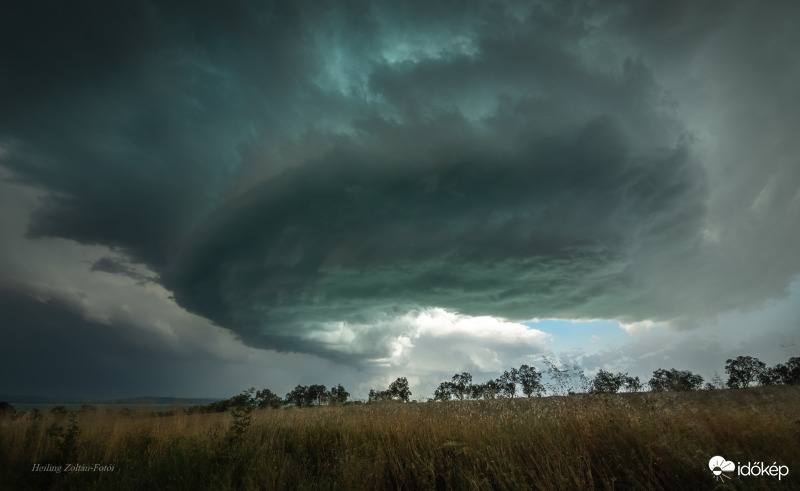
[[709, 456, 735, 481]]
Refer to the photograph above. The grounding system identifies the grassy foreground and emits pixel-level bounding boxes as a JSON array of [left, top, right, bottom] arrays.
[[1, 386, 799, 490]]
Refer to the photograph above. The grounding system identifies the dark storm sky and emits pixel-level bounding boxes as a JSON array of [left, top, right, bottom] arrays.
[[1, 0, 798, 399]]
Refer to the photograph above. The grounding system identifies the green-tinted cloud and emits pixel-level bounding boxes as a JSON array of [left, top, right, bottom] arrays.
[[1, 0, 798, 365]]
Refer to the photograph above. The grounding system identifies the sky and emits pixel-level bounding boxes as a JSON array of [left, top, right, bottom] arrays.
[[1, 0, 798, 401]]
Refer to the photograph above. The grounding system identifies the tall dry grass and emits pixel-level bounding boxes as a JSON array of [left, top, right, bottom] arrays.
[[1, 386, 798, 490]]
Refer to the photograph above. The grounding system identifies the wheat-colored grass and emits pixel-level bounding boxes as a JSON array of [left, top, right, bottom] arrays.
[[1, 386, 798, 490]]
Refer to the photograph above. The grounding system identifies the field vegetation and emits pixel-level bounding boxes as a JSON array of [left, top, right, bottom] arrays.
[[2, 385, 799, 490]]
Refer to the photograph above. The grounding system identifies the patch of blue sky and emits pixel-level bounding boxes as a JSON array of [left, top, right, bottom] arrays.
[[524, 318, 635, 354]]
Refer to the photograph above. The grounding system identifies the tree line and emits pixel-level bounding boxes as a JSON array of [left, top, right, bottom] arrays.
[[184, 355, 799, 412], [189, 384, 352, 413], [1, 355, 796, 416]]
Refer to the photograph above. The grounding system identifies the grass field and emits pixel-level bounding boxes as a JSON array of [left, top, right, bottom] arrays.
[[1, 386, 799, 490]]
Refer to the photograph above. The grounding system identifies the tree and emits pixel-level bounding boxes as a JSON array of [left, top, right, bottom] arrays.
[[228, 387, 258, 409], [591, 370, 626, 394], [370, 377, 412, 403], [543, 358, 568, 395], [389, 377, 412, 402], [760, 357, 800, 386], [648, 368, 704, 392], [703, 372, 726, 390], [758, 367, 782, 386], [468, 382, 486, 400], [450, 372, 472, 400], [434, 381, 455, 401], [776, 357, 800, 385], [329, 384, 349, 405], [307, 384, 329, 406], [255, 388, 282, 409], [368, 389, 393, 402], [624, 375, 642, 393], [482, 379, 501, 400], [543, 358, 589, 395], [588, 370, 640, 394], [517, 364, 544, 397], [572, 364, 591, 394], [725, 356, 766, 388], [467, 380, 501, 400], [285, 385, 311, 407], [497, 369, 519, 398]]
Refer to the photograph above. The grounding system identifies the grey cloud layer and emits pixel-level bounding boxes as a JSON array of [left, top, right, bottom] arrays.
[[1, 0, 798, 362]]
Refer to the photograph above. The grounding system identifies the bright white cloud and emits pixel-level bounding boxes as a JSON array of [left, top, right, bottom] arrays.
[[619, 319, 660, 336], [309, 307, 550, 399]]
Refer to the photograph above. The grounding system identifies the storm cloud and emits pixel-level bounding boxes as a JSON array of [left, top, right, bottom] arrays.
[[1, 0, 798, 380]]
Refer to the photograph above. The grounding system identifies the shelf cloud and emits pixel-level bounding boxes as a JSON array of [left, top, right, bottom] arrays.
[[1, 0, 798, 397]]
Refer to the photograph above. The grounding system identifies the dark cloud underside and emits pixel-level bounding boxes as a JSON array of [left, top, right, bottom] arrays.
[[1, 0, 798, 362]]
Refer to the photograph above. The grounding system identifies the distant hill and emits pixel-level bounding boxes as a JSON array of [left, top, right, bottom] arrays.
[[0, 394, 223, 405], [97, 396, 224, 405]]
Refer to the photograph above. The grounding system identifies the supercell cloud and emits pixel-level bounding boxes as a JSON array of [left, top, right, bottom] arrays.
[[1, 0, 798, 390]]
